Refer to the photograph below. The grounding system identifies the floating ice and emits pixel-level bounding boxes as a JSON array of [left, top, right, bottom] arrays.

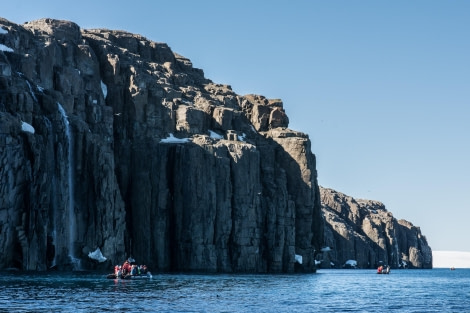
[[161, 133, 191, 143], [21, 121, 35, 134], [0, 44, 13, 52], [88, 248, 107, 263]]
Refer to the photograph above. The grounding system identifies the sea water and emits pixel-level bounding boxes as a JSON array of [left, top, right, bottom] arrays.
[[0, 269, 469, 312]]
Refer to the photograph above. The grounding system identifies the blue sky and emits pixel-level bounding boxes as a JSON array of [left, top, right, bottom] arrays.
[[3, 1, 469, 252]]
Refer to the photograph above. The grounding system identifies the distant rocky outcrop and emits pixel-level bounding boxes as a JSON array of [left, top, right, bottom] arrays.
[[318, 187, 432, 269], [0, 18, 323, 272]]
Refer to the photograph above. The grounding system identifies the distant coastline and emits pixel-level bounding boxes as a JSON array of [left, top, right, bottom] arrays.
[[433, 251, 470, 268]]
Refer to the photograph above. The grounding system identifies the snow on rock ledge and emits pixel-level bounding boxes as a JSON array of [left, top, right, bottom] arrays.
[[21, 121, 35, 134]]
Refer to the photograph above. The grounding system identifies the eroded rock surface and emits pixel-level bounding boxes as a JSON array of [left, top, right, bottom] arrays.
[[319, 187, 432, 269], [0, 18, 321, 272]]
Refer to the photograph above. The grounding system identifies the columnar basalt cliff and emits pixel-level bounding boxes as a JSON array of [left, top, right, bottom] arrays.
[[318, 187, 432, 269], [0, 18, 323, 272]]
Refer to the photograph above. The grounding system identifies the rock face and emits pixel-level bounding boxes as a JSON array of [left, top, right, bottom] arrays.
[[319, 187, 432, 269], [0, 18, 322, 272]]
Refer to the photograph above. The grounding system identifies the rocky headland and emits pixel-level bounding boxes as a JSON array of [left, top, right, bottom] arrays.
[[0, 17, 431, 272], [319, 187, 432, 269]]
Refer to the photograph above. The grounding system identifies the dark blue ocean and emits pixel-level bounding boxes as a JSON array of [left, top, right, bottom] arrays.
[[0, 269, 469, 312]]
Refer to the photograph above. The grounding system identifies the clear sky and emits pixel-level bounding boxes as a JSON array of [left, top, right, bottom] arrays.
[[3, 1, 469, 252]]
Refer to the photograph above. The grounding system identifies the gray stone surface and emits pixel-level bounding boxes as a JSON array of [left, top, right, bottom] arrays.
[[319, 187, 432, 269], [0, 18, 322, 272]]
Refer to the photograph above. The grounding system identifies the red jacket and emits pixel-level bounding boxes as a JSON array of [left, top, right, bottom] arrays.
[[122, 262, 132, 274]]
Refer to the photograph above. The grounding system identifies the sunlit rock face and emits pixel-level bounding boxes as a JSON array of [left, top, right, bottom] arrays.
[[0, 17, 322, 272], [319, 187, 432, 269]]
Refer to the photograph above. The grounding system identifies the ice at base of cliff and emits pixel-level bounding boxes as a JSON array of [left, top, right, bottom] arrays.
[[21, 121, 35, 134], [0, 44, 14, 52], [88, 248, 107, 262], [345, 260, 357, 267], [161, 133, 191, 143]]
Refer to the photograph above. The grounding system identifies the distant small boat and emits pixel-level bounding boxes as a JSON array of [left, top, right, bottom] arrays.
[[377, 265, 390, 274], [450, 267, 456, 270]]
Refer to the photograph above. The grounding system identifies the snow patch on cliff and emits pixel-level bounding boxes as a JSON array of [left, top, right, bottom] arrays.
[[0, 44, 14, 52], [101, 80, 107, 99], [209, 130, 223, 140], [88, 248, 107, 263], [21, 121, 35, 134], [161, 133, 191, 143]]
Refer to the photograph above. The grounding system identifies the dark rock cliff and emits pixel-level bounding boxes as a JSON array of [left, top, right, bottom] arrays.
[[318, 187, 432, 269], [0, 18, 323, 272]]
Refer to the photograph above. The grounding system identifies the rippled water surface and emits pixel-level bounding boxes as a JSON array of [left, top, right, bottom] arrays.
[[0, 269, 469, 312]]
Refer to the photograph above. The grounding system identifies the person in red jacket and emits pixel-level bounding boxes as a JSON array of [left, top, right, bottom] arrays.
[[122, 260, 132, 276]]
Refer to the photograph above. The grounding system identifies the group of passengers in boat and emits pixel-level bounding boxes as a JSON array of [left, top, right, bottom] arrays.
[[377, 265, 390, 274], [112, 258, 148, 278]]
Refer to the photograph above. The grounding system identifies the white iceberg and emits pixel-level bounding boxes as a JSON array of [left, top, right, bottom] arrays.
[[21, 121, 35, 134], [433, 251, 470, 268], [88, 248, 107, 263]]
